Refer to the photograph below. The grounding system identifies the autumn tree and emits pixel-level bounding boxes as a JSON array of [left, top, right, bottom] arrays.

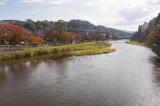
[[146, 13, 160, 56], [44, 30, 58, 45], [95, 34, 105, 41], [27, 35, 44, 45], [145, 31, 156, 49], [145, 31, 156, 42], [146, 31, 160, 56], [75, 34, 83, 42], [153, 13, 160, 56], [67, 32, 76, 43], [0, 24, 44, 45], [0, 24, 30, 45]]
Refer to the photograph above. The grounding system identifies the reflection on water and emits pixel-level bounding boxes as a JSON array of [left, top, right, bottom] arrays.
[[0, 40, 160, 106], [0, 70, 6, 83], [0, 54, 70, 85]]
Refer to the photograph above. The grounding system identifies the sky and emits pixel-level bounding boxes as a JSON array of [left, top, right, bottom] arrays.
[[0, 0, 160, 31]]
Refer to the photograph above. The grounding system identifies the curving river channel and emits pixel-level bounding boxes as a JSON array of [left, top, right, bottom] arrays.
[[0, 40, 160, 106]]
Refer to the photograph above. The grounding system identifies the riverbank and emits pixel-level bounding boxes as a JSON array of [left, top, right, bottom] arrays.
[[126, 41, 160, 57], [0, 42, 115, 60], [125, 41, 146, 46]]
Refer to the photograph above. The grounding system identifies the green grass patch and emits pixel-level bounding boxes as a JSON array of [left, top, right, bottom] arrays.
[[125, 41, 146, 46], [0, 42, 115, 60]]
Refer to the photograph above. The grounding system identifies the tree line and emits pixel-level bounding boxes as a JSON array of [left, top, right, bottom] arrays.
[[132, 13, 160, 56], [145, 13, 160, 56], [0, 20, 105, 46]]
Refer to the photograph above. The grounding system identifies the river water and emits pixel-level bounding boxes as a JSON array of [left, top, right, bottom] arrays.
[[0, 40, 160, 106]]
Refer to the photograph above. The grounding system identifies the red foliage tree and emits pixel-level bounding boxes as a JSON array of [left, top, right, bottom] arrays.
[[0, 24, 29, 44], [0, 24, 44, 45], [75, 34, 83, 42], [44, 30, 58, 44], [81, 34, 87, 41], [68, 32, 76, 43]]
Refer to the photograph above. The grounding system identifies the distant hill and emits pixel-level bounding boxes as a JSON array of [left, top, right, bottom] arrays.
[[122, 30, 135, 33], [0, 20, 25, 25], [0, 19, 132, 38], [68, 20, 97, 34], [96, 25, 131, 38], [68, 20, 131, 38]]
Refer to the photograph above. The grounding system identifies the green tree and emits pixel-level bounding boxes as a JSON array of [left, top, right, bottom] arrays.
[[113, 33, 119, 39], [54, 20, 68, 44], [154, 13, 160, 56], [155, 13, 160, 33], [23, 19, 36, 32], [105, 31, 110, 40]]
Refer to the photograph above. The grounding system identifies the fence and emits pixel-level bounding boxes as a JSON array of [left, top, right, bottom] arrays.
[[0, 45, 28, 53]]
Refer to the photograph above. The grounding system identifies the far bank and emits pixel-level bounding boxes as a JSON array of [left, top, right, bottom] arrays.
[[0, 42, 115, 60]]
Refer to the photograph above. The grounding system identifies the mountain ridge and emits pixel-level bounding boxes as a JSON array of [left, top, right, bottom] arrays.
[[0, 19, 132, 38]]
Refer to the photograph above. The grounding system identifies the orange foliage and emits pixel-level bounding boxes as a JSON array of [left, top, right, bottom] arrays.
[[0, 24, 44, 45], [0, 24, 29, 44], [145, 31, 156, 43], [68, 32, 76, 42], [27, 35, 44, 45]]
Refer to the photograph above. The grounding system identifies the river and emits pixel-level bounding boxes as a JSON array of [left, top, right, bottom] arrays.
[[0, 40, 160, 106]]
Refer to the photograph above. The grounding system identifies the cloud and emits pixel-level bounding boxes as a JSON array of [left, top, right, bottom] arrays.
[[83, 0, 110, 12], [114, 19, 138, 26], [83, 2, 105, 7], [0, 0, 6, 5], [78, 16, 100, 25], [1, 0, 159, 31], [148, 0, 160, 5], [0, 2, 5, 5], [48, 0, 72, 4], [154, 0, 160, 5], [21, 0, 72, 4], [82, 0, 114, 8], [29, 9, 41, 14], [119, 5, 152, 20], [21, 0, 43, 3]]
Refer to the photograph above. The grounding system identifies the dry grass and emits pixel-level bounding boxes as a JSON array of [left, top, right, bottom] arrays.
[[0, 42, 115, 60]]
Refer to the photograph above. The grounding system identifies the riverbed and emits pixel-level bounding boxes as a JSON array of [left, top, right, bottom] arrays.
[[0, 40, 160, 106]]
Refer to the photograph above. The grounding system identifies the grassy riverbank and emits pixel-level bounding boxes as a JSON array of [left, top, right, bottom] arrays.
[[0, 42, 115, 60], [125, 41, 146, 46]]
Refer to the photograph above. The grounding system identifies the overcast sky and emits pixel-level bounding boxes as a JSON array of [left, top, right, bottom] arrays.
[[0, 0, 160, 31]]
